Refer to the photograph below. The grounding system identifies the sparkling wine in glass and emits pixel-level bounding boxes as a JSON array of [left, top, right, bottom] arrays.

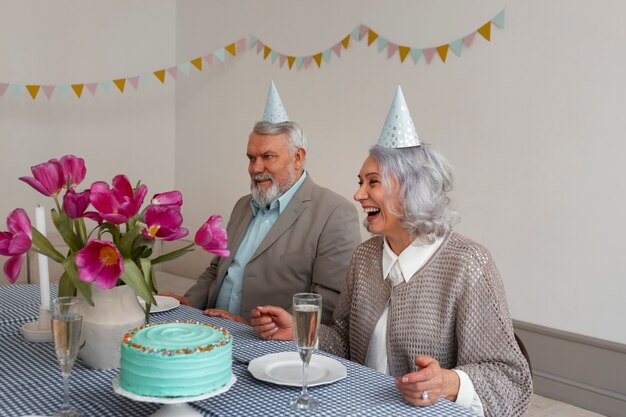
[[51, 297, 83, 417], [290, 293, 322, 410]]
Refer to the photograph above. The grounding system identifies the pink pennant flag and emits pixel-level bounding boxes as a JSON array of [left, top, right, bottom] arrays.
[[303, 56, 313, 68], [0, 83, 9, 97], [86, 83, 98, 96], [236, 38, 247, 53], [279, 54, 287, 68], [423, 48, 436, 64], [202, 54, 214, 66], [387, 43, 398, 59], [359, 24, 368, 40], [128, 76, 140, 90], [332, 43, 342, 58], [167, 66, 178, 80], [256, 41, 264, 54], [42, 85, 55, 99], [463, 32, 476, 47]]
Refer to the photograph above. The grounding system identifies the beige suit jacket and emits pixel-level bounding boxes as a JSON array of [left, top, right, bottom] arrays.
[[185, 175, 361, 323]]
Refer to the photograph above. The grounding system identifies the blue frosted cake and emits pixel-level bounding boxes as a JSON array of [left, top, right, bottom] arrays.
[[119, 321, 232, 397]]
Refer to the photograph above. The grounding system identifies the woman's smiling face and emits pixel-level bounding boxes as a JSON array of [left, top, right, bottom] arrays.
[[354, 155, 408, 244]]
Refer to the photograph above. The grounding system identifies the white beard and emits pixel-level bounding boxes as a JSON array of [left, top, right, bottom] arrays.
[[250, 168, 296, 207]]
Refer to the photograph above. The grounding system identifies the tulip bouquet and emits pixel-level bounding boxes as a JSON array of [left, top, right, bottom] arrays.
[[0, 154, 230, 308]]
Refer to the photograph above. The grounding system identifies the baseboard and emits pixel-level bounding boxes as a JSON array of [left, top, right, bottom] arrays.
[[513, 320, 626, 417]]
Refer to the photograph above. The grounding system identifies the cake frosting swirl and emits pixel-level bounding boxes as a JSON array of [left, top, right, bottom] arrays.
[[119, 321, 232, 397]]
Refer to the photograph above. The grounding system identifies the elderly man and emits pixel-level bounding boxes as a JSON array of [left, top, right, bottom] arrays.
[[164, 82, 360, 324]]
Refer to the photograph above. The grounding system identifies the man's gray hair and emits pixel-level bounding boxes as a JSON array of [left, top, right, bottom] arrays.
[[253, 121, 308, 156], [369, 144, 459, 243]]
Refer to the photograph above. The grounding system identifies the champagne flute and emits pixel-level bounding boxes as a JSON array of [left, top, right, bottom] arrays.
[[290, 293, 322, 410], [51, 297, 83, 417]]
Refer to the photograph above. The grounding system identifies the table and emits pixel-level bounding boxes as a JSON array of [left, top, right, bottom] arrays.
[[0, 284, 476, 417]]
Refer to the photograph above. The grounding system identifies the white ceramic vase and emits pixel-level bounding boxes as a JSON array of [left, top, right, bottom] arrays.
[[79, 284, 145, 370]]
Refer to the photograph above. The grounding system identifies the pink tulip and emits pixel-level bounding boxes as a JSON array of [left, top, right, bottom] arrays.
[[75, 240, 124, 289], [151, 191, 183, 208], [19, 159, 64, 197], [194, 215, 230, 257], [89, 175, 148, 224], [59, 155, 86, 188], [63, 189, 91, 219], [0, 209, 32, 283], [142, 205, 188, 241]]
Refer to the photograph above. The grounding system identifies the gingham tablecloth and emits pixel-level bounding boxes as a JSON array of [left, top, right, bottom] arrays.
[[0, 284, 477, 417]]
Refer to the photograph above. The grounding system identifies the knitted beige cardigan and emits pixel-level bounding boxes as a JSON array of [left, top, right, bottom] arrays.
[[318, 232, 532, 417]]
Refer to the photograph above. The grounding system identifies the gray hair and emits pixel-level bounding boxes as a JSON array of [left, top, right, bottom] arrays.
[[369, 144, 459, 243], [253, 121, 308, 156]]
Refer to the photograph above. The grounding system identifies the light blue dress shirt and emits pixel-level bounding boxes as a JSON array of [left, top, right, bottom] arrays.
[[214, 171, 308, 315]]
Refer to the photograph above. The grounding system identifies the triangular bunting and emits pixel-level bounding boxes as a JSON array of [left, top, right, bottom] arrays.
[[57, 85, 70, 98], [86, 83, 98, 96], [154, 70, 166, 84], [463, 32, 476, 47], [140, 74, 152, 86], [492, 9, 505, 28], [225, 42, 237, 56], [113, 79, 126, 93], [287, 56, 296, 69], [387, 43, 398, 59], [279, 54, 287, 68], [350, 25, 360, 40], [376, 37, 388, 53], [71, 84, 84, 98], [236, 38, 247, 53], [322, 48, 332, 63], [179, 62, 190, 76], [249, 35, 258, 48], [256, 41, 264, 54], [313, 52, 323, 68], [214, 49, 226, 62], [26, 85, 40, 100], [10, 85, 22, 97], [42, 85, 55, 99], [332, 43, 342, 57], [436, 44, 449, 62], [450, 39, 463, 57], [410, 48, 423, 64], [477, 22, 491, 41], [0, 83, 8, 97], [367, 29, 378, 46], [190, 57, 203, 71], [128, 76, 140, 90], [99, 81, 112, 93], [359, 24, 368, 40], [398, 46, 410, 63], [423, 48, 436, 64], [270, 50, 279, 63], [263, 46, 272, 60], [295, 57, 304, 71], [303, 56, 313, 68], [167, 66, 178, 79], [202, 54, 214, 65], [341, 35, 350, 49]]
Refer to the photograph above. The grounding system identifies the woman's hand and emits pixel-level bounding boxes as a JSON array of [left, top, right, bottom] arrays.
[[394, 356, 460, 406], [250, 306, 293, 340], [203, 308, 247, 324]]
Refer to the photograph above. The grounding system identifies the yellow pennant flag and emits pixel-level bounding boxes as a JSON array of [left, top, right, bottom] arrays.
[[436, 45, 449, 62], [154, 70, 166, 84], [398, 46, 411, 63], [113, 78, 126, 93], [225, 43, 237, 57], [341, 35, 350, 49], [477, 22, 491, 41], [313, 53, 323, 68], [71, 84, 84, 98], [190, 58, 202, 71], [367, 29, 378, 46], [263, 46, 272, 59], [287, 56, 296, 69], [26, 85, 40, 100]]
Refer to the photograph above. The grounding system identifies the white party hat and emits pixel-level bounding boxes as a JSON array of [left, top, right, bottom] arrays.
[[378, 86, 421, 148], [262, 80, 290, 123]]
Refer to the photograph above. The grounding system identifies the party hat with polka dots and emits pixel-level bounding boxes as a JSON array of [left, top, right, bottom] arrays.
[[378, 86, 421, 148], [262, 80, 289, 123]]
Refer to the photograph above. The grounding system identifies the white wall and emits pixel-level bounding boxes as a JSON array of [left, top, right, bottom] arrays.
[[1, 0, 624, 344]]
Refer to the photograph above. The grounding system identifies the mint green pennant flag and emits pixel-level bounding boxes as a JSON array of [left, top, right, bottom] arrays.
[[249, 35, 258, 48], [98, 81, 112, 93], [10, 84, 22, 97], [214, 48, 226, 62], [140, 74, 152, 86], [350, 25, 360, 40], [295, 57, 304, 71], [179, 62, 190, 75], [270, 50, 279, 63], [492, 9, 505, 28], [57, 85, 70, 97], [322, 48, 332, 63], [450, 39, 463, 57], [410, 48, 422, 64], [376, 37, 388, 53]]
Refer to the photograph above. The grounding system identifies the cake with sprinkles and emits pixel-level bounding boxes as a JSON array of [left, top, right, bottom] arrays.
[[119, 321, 232, 397]]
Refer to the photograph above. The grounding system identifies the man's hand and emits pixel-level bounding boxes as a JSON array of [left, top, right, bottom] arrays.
[[203, 308, 247, 324]]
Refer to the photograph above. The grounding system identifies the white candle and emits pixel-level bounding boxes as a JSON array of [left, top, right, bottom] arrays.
[[35, 206, 50, 309]]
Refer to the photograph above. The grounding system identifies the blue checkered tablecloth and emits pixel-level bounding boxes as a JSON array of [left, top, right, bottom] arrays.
[[0, 284, 477, 417]]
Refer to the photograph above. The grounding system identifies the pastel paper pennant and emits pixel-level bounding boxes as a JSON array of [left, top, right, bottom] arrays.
[[313, 52, 323, 68], [398, 46, 410, 62], [71, 84, 84, 98], [225, 42, 237, 56], [26, 85, 40, 100], [10, 85, 22, 97], [128, 76, 140, 90], [0, 83, 8, 97], [387, 43, 398, 59], [113, 79, 125, 93], [236, 38, 247, 53], [279, 54, 287, 68], [140, 74, 153, 86], [477, 22, 491, 41], [410, 48, 423, 64], [436, 45, 449, 62], [256, 41, 264, 54], [295, 57, 304, 71], [492, 9, 505, 28], [322, 48, 332, 63], [376, 37, 388, 53], [179, 62, 190, 76], [190, 57, 203, 71], [57, 85, 70, 98], [202, 54, 213, 66], [423, 48, 436, 64], [166, 67, 178, 80], [350, 26, 360, 40], [450, 39, 463, 57], [215, 48, 226, 62], [463, 32, 476, 47], [154, 70, 166, 84], [359, 24, 368, 40], [270, 50, 279, 63], [86, 83, 98, 96], [249, 35, 258, 48], [42, 85, 55, 99], [332, 43, 342, 58], [303, 55, 313, 68]]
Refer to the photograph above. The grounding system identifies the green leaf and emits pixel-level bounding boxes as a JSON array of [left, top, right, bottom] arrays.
[[118, 223, 141, 258], [139, 258, 155, 323], [74, 218, 88, 244], [120, 259, 156, 305], [97, 223, 121, 244], [151, 244, 195, 265], [62, 259, 93, 306], [58, 273, 76, 297], [30, 228, 66, 264], [50, 208, 83, 252]]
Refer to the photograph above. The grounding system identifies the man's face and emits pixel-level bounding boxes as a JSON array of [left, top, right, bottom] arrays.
[[247, 132, 304, 206]]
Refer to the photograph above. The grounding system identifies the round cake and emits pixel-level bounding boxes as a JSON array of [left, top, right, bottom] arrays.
[[119, 321, 232, 397]]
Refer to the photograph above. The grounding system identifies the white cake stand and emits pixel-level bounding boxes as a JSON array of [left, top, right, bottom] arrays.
[[112, 374, 236, 417]]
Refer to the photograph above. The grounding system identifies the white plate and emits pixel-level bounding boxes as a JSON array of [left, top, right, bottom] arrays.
[[248, 352, 347, 387], [137, 295, 180, 313]]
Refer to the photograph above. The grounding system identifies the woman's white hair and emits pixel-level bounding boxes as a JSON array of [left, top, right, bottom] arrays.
[[369, 144, 459, 243]]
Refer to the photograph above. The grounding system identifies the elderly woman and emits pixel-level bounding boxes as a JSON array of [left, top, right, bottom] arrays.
[[251, 88, 532, 417]]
